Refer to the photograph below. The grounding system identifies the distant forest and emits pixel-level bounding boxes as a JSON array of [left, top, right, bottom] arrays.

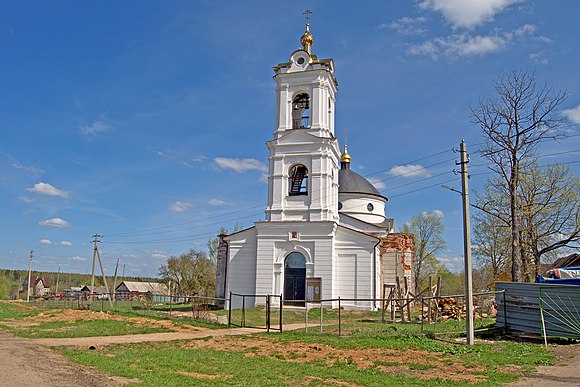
[[0, 268, 156, 300]]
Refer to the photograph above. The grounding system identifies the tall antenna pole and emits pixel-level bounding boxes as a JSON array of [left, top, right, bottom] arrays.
[[89, 234, 101, 307], [95, 243, 114, 308], [55, 265, 61, 295], [457, 140, 474, 345], [26, 250, 33, 303], [112, 258, 119, 301]]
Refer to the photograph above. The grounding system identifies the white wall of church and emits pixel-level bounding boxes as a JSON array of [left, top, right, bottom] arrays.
[[224, 228, 258, 309], [334, 227, 379, 309]]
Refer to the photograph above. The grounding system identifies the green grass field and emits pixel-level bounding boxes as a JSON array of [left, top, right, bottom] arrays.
[[0, 301, 555, 385]]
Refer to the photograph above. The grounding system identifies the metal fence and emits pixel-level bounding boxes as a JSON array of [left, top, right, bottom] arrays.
[[495, 282, 580, 340], [29, 290, 501, 338]]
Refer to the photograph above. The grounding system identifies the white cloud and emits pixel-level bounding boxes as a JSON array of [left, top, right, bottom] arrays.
[[407, 24, 537, 59], [529, 52, 548, 65], [389, 164, 432, 178], [563, 105, 580, 124], [40, 239, 53, 245], [433, 209, 445, 218], [214, 157, 267, 173], [368, 177, 387, 190], [419, 0, 523, 29], [169, 200, 194, 213], [207, 198, 230, 206], [382, 16, 427, 35], [27, 182, 69, 198], [11, 162, 43, 174], [39, 217, 71, 228], [60, 241, 72, 246], [70, 255, 86, 261], [151, 252, 168, 260], [81, 119, 109, 136], [19, 195, 36, 203]]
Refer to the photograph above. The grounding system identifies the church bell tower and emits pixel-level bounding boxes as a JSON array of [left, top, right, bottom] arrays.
[[265, 21, 341, 222]]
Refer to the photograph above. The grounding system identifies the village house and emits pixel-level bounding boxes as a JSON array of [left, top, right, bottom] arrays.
[[115, 281, 169, 301], [23, 276, 51, 297], [215, 22, 414, 310]]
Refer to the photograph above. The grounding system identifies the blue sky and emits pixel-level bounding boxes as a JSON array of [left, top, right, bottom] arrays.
[[1, 1, 579, 278]]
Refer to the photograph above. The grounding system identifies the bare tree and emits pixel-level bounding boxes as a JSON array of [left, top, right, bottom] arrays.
[[519, 162, 580, 278], [402, 211, 446, 295], [472, 68, 567, 282]]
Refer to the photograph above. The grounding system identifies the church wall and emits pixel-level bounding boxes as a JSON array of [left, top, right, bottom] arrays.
[[225, 228, 258, 309], [335, 227, 379, 309]]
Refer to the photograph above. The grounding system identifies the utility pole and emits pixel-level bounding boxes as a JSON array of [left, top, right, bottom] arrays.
[[55, 265, 61, 295], [90, 234, 99, 306], [26, 250, 33, 303], [90, 234, 114, 309], [457, 140, 474, 345], [112, 258, 119, 301]]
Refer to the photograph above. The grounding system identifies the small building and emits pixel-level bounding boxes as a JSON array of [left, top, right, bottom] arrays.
[[23, 276, 51, 297], [115, 281, 169, 301]]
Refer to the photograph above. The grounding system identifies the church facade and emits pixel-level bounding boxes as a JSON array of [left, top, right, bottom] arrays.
[[215, 23, 413, 310]]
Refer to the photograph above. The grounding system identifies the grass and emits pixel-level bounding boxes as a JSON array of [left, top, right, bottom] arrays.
[[57, 328, 554, 386], [0, 302, 173, 338], [1, 301, 555, 385]]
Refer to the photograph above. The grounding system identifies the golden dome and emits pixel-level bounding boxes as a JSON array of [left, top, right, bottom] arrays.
[[340, 144, 351, 163], [301, 23, 314, 53]]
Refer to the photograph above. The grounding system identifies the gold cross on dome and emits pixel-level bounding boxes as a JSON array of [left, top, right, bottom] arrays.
[[303, 9, 312, 24]]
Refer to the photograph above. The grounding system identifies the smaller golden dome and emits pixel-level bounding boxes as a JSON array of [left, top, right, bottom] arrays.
[[340, 144, 351, 163], [301, 23, 314, 53]]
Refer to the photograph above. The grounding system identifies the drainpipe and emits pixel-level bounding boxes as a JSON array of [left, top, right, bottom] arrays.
[[372, 237, 381, 310]]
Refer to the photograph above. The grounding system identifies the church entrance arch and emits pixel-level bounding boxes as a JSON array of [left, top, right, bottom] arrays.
[[284, 252, 306, 305]]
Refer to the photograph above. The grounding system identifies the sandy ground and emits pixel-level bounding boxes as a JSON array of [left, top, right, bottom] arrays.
[[507, 343, 580, 386], [0, 332, 124, 386]]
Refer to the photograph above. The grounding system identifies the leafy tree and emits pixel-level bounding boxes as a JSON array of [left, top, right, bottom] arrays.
[[473, 176, 511, 278], [472, 68, 567, 282], [158, 249, 216, 297], [474, 163, 580, 281], [402, 211, 446, 295], [518, 162, 580, 278], [0, 276, 19, 299]]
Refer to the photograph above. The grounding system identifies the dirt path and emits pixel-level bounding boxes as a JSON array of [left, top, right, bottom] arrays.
[[0, 332, 123, 386], [32, 326, 264, 347], [507, 343, 580, 386]]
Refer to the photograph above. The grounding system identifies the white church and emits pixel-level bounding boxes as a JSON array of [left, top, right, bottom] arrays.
[[216, 22, 413, 310]]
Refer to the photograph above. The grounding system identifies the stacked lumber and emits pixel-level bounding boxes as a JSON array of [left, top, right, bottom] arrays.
[[437, 297, 466, 321]]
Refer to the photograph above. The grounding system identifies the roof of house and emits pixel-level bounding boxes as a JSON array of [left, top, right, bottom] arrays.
[[548, 253, 580, 270], [116, 281, 168, 295], [32, 276, 51, 288]]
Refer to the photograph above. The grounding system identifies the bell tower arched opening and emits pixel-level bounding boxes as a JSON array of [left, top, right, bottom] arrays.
[[292, 93, 310, 129], [289, 164, 308, 196]]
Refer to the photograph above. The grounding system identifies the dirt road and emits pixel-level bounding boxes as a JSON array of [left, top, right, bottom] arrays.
[[0, 332, 122, 386]]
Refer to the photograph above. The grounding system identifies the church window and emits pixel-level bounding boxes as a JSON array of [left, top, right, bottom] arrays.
[[292, 93, 310, 129], [367, 203, 374, 212], [338, 202, 343, 210], [289, 165, 308, 195]]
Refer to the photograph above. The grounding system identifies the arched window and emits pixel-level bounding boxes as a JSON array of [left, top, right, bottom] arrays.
[[289, 165, 308, 196], [292, 93, 310, 129]]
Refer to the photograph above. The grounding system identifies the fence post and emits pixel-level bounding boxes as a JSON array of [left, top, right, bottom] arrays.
[[279, 294, 283, 333], [228, 291, 232, 327], [266, 295, 270, 332], [338, 297, 341, 337], [305, 300, 308, 333], [320, 302, 323, 334], [503, 290, 507, 334], [242, 295, 246, 327], [421, 297, 424, 333]]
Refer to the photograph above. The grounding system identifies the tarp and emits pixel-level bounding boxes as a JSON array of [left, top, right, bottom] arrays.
[[536, 275, 580, 285]]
